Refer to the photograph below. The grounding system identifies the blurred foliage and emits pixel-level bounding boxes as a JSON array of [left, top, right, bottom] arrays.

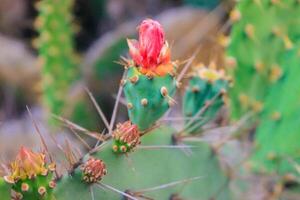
[[228, 0, 300, 175]]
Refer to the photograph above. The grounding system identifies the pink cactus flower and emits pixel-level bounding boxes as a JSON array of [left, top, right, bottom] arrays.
[[127, 19, 173, 76]]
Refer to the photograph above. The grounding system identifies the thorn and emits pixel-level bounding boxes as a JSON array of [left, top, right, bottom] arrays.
[[135, 176, 204, 193], [176, 48, 200, 83], [68, 125, 92, 150], [90, 186, 95, 200], [85, 87, 110, 130], [108, 70, 126, 136], [26, 106, 58, 178], [96, 183, 139, 200], [137, 145, 199, 150]]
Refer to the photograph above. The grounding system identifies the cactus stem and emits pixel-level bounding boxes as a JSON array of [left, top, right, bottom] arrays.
[[141, 98, 148, 106]]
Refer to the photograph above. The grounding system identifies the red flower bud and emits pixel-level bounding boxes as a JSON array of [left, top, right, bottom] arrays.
[[127, 19, 172, 76]]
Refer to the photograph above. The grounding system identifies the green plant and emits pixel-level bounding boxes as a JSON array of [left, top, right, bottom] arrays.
[[183, 64, 229, 133], [34, 0, 98, 129], [35, 0, 79, 116], [227, 0, 300, 174], [0, 19, 232, 200]]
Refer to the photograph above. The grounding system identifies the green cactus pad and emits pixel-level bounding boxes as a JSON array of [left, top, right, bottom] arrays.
[[183, 73, 228, 133], [228, 0, 300, 174], [0, 178, 10, 200], [54, 126, 231, 199], [11, 173, 54, 200], [123, 67, 176, 130], [250, 49, 300, 174]]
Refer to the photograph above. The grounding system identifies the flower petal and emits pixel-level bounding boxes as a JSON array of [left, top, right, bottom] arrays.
[[127, 39, 143, 66]]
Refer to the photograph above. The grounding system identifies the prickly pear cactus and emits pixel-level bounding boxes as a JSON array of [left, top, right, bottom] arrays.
[[123, 67, 176, 131], [227, 0, 300, 174], [1, 127, 231, 200], [183, 64, 229, 133], [3, 147, 56, 200], [53, 126, 231, 200], [0, 18, 232, 200], [124, 19, 177, 131]]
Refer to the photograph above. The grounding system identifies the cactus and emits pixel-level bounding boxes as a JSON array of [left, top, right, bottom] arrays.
[[124, 19, 177, 131], [1, 127, 231, 200], [0, 19, 232, 200], [35, 0, 79, 116], [227, 0, 300, 174], [53, 126, 231, 200], [183, 64, 229, 133], [34, 0, 99, 129], [3, 147, 56, 200]]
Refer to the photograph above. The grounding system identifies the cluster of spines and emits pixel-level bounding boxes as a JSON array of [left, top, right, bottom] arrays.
[[81, 157, 107, 184], [112, 121, 141, 153]]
